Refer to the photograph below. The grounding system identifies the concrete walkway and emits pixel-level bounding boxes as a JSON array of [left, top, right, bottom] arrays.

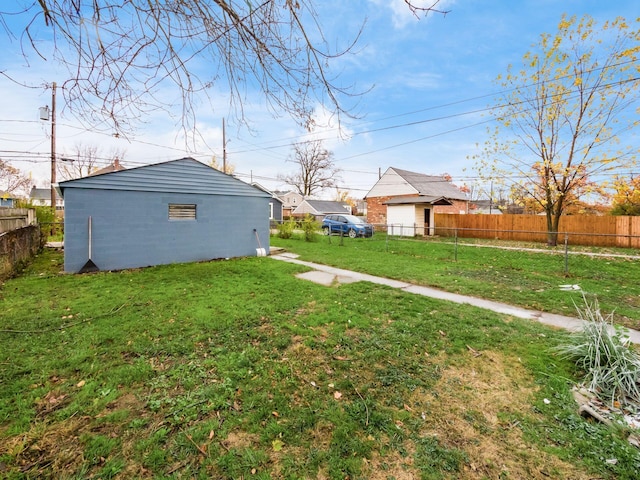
[[271, 252, 640, 345]]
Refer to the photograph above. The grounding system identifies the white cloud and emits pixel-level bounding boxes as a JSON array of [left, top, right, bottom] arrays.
[[370, 0, 455, 29]]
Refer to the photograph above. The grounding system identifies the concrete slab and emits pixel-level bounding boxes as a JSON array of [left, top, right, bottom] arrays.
[[277, 252, 300, 259], [296, 270, 337, 286], [271, 253, 640, 344], [296, 270, 362, 286]]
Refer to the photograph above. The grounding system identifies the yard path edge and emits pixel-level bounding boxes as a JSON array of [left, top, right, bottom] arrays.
[[270, 253, 640, 345]]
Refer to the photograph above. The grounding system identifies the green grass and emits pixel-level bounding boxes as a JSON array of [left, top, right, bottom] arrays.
[[1, 248, 639, 478], [272, 232, 640, 330]]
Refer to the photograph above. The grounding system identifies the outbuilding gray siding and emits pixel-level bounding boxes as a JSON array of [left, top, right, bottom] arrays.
[[60, 158, 271, 273]]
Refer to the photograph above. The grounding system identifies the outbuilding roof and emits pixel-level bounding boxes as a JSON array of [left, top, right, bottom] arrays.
[[292, 199, 351, 215], [384, 195, 453, 206], [390, 168, 468, 200], [59, 158, 270, 198]]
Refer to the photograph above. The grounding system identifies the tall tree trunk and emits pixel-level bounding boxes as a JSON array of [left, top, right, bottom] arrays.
[[545, 208, 559, 246]]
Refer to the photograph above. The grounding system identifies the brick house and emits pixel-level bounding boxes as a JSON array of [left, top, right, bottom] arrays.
[[364, 167, 469, 236]]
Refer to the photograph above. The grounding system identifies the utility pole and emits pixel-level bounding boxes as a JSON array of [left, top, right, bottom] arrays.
[[50, 82, 57, 215], [489, 179, 493, 214], [222, 118, 227, 173]]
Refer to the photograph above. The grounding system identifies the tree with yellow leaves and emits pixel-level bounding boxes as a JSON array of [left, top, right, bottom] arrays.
[[471, 15, 639, 245], [611, 175, 640, 216]]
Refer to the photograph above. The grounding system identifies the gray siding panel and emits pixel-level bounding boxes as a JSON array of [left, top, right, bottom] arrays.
[[64, 188, 270, 272]]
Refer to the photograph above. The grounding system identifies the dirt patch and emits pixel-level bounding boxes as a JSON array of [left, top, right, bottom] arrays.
[[222, 429, 261, 450]]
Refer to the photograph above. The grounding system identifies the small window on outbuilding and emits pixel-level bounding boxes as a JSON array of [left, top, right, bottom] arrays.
[[169, 203, 197, 220]]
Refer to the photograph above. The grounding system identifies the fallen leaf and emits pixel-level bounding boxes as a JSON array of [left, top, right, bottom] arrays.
[[272, 439, 284, 452], [44, 391, 66, 405], [272, 411, 279, 418], [439, 330, 446, 337], [76, 380, 86, 388], [403, 404, 413, 412], [333, 391, 342, 400], [209, 430, 215, 440]]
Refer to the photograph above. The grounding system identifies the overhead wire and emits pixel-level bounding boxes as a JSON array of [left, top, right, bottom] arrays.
[[2, 58, 638, 189]]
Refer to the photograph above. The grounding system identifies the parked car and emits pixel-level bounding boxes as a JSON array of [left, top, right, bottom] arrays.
[[321, 214, 374, 238]]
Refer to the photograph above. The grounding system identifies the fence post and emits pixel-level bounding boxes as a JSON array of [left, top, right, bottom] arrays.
[[564, 233, 569, 275], [454, 228, 458, 262]]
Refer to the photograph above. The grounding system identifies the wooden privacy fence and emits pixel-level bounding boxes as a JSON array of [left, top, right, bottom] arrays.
[[0, 208, 36, 234], [433, 214, 640, 248]]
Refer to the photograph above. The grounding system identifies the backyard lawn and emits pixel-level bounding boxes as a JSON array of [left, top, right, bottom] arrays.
[[1, 244, 639, 479], [271, 233, 640, 330]]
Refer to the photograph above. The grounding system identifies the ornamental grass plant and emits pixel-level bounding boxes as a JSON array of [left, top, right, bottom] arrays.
[[556, 294, 640, 408]]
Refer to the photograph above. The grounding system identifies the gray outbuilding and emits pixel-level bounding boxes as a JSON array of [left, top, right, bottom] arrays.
[[59, 158, 271, 273]]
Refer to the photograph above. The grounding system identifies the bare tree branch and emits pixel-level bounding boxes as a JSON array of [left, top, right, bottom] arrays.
[[0, 159, 32, 196], [1, 1, 446, 137], [279, 138, 340, 196], [57, 143, 126, 180]]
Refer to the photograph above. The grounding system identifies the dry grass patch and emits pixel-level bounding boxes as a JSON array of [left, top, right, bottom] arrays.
[[3, 416, 92, 476], [409, 350, 594, 479]]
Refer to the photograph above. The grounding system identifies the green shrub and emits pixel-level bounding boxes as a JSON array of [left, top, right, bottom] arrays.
[[555, 294, 640, 407], [301, 214, 319, 242], [277, 218, 296, 239]]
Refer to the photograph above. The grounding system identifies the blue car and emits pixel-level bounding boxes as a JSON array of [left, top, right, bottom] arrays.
[[321, 214, 374, 238]]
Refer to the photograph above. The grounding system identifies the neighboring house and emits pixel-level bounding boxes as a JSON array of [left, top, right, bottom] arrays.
[[29, 186, 65, 210], [470, 199, 503, 215], [354, 199, 367, 216], [0, 191, 17, 207], [251, 183, 283, 223], [291, 199, 351, 220], [274, 190, 304, 217], [365, 167, 469, 236], [88, 158, 126, 176], [59, 158, 271, 273]]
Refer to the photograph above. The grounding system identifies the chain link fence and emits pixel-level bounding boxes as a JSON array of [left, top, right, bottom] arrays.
[[271, 220, 640, 276]]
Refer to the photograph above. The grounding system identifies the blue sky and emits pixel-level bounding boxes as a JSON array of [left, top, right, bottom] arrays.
[[1, 0, 638, 198]]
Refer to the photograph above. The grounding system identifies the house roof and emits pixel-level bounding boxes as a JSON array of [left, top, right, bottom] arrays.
[[384, 195, 453, 206], [390, 167, 468, 200], [30, 187, 50, 200], [292, 199, 350, 215], [59, 158, 271, 198], [88, 158, 126, 176], [251, 183, 282, 202]]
